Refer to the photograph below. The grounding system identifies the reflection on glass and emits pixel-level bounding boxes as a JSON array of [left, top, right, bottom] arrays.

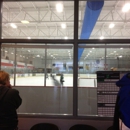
[[78, 43, 130, 117], [78, 45, 104, 116], [1, 46, 15, 86], [1, 43, 73, 115]]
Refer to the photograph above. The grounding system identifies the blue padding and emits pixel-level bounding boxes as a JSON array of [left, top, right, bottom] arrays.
[[78, 1, 104, 61]]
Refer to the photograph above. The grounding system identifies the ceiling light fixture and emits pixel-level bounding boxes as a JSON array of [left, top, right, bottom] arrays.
[[21, 20, 29, 24], [109, 23, 115, 28], [61, 23, 66, 29], [27, 37, 31, 39], [122, 3, 130, 12], [64, 36, 68, 39], [37, 55, 40, 57], [100, 36, 104, 40], [10, 23, 17, 28], [56, 3, 63, 12]]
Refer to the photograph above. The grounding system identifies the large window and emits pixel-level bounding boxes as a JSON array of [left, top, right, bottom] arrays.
[[78, 43, 130, 116], [2, 1, 74, 39], [1, 43, 73, 115], [1, 0, 130, 118], [79, 1, 130, 40]]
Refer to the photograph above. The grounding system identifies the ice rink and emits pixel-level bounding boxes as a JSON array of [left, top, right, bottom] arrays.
[[10, 74, 97, 87]]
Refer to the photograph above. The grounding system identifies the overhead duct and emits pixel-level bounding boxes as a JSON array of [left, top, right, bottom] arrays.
[[78, 1, 104, 61]]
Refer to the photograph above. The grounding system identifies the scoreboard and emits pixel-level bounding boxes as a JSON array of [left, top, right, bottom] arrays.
[[97, 71, 120, 117]]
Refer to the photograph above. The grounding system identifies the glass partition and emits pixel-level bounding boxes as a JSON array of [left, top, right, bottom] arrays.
[[1, 43, 73, 115], [1, 45, 15, 86], [2, 1, 74, 39], [1, 0, 130, 118], [78, 44, 105, 116], [79, 1, 130, 40], [47, 46, 73, 87], [78, 43, 130, 116]]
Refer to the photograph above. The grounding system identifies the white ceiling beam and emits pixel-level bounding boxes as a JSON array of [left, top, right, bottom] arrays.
[[31, 2, 37, 10], [29, 27, 37, 36], [3, 20, 130, 24], [2, 7, 75, 12], [111, 29, 121, 36], [2, 36, 73, 39], [100, 11, 111, 21], [16, 2, 23, 10], [3, 3, 10, 10], [2, 6, 128, 12], [47, 2, 53, 21], [24, 11, 37, 21], [3, 26, 130, 30], [39, 29, 48, 37], [3, 30, 12, 36], [51, 11, 63, 21], [2, 16, 8, 22], [123, 29, 130, 36], [40, 11, 49, 21], [67, 14, 74, 21], [10, 11, 22, 22], [19, 29, 29, 37], [115, 10, 124, 21]]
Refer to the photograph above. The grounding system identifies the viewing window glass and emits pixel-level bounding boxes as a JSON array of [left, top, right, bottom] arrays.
[[1, 44, 15, 86], [1, 43, 73, 115], [78, 43, 130, 117], [78, 44, 105, 116], [79, 1, 130, 40], [2, 1, 74, 39]]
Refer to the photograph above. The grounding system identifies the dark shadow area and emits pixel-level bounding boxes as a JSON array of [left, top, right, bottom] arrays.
[[107, 126, 113, 130], [30, 123, 60, 130], [69, 124, 97, 130]]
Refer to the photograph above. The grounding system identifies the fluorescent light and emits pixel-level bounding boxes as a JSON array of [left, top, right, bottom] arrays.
[[64, 36, 68, 39], [61, 23, 66, 29], [109, 23, 115, 28], [10, 23, 17, 28], [37, 55, 40, 57], [56, 3, 63, 12], [122, 3, 130, 12], [27, 37, 31, 39], [21, 20, 29, 24], [100, 36, 104, 40]]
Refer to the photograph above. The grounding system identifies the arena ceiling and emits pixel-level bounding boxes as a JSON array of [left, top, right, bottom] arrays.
[[1, 1, 130, 62]]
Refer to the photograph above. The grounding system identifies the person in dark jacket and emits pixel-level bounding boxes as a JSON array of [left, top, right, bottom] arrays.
[[60, 73, 64, 86], [0, 70, 22, 130], [113, 72, 130, 130]]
